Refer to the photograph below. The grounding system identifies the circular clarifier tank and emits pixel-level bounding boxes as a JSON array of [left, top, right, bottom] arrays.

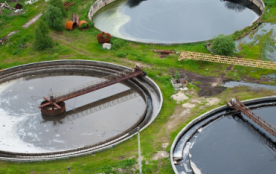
[[93, 0, 262, 43], [0, 61, 162, 161], [171, 98, 276, 174]]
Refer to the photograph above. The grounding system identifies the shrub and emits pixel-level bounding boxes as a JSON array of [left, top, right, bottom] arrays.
[[265, 0, 276, 7], [212, 34, 236, 56], [43, 5, 64, 31], [48, 0, 67, 17], [33, 20, 53, 50]]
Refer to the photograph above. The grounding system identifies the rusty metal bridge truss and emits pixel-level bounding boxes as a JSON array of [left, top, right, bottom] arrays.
[[39, 66, 145, 116], [53, 67, 143, 103], [228, 98, 276, 138], [179, 51, 276, 70]]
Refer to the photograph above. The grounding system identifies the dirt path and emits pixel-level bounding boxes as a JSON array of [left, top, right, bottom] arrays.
[[22, 12, 42, 28]]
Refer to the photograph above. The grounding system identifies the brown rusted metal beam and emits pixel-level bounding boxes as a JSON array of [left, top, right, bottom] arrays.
[[39, 96, 61, 109], [63, 1, 75, 11], [228, 98, 276, 137], [55, 67, 144, 103], [39, 66, 145, 110]]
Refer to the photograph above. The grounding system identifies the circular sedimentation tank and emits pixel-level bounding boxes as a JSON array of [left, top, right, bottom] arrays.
[[171, 97, 276, 174], [90, 0, 264, 44], [0, 60, 162, 161]]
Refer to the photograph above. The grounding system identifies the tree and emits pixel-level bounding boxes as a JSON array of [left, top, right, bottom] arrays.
[[33, 20, 53, 50], [48, 0, 67, 17], [212, 34, 236, 56], [43, 5, 64, 31]]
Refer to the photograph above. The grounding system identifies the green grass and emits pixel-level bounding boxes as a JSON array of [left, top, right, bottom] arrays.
[[0, 0, 47, 38], [1, 0, 276, 173]]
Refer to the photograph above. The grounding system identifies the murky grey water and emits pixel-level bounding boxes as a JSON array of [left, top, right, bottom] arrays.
[[0, 74, 146, 153], [94, 0, 260, 43], [189, 107, 276, 174], [223, 81, 276, 90]]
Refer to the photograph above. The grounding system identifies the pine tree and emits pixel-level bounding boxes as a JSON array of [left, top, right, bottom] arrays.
[[43, 5, 64, 31], [33, 20, 53, 51], [48, 0, 67, 17]]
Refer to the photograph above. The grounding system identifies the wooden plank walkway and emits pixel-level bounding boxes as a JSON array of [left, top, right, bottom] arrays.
[[179, 51, 276, 70]]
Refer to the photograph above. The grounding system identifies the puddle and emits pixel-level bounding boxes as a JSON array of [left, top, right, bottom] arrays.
[[223, 81, 276, 90], [235, 23, 276, 61]]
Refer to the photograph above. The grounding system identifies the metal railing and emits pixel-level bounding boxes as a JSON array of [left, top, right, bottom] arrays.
[[64, 92, 138, 123], [50, 67, 144, 102], [179, 51, 276, 70], [229, 98, 276, 137]]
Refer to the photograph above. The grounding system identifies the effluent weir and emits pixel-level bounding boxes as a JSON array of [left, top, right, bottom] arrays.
[[0, 61, 162, 161]]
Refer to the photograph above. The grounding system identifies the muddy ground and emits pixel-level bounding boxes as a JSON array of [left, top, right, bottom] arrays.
[[181, 70, 226, 97], [170, 68, 274, 97], [169, 69, 228, 97]]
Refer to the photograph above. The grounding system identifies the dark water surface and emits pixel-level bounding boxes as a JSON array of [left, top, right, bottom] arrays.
[[0, 74, 146, 153], [189, 112, 276, 174], [94, 0, 260, 43], [253, 106, 276, 127]]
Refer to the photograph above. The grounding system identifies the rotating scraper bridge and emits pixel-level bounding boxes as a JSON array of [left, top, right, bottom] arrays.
[[38, 66, 146, 116], [228, 98, 276, 138]]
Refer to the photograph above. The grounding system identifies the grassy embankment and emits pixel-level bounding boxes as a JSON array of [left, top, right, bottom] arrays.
[[1, 0, 276, 173]]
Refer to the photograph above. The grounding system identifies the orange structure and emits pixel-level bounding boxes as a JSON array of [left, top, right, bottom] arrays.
[[79, 20, 89, 30], [65, 21, 77, 30]]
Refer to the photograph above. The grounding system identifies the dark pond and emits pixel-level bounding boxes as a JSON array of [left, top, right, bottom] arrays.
[[0, 74, 146, 153], [94, 0, 260, 43]]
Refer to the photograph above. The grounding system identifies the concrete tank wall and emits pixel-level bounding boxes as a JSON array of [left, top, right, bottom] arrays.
[[88, 0, 117, 21], [88, 0, 265, 21], [170, 96, 276, 174]]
